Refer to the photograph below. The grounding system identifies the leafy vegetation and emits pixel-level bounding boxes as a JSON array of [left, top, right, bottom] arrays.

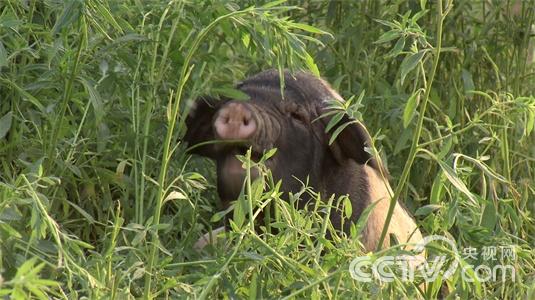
[[0, 0, 534, 299]]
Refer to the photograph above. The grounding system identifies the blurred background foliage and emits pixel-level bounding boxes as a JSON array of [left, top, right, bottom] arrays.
[[0, 0, 534, 298]]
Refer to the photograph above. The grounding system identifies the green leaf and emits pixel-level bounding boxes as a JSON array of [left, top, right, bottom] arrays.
[[0, 111, 13, 140], [393, 126, 412, 155], [504, 203, 521, 231], [430, 172, 445, 204], [79, 77, 104, 123], [324, 112, 344, 133], [436, 159, 477, 205], [403, 91, 420, 128], [260, 148, 277, 163], [480, 201, 497, 230], [462, 69, 475, 99], [131, 230, 147, 246], [249, 272, 258, 300], [411, 9, 429, 23], [0, 290, 10, 296], [15, 257, 39, 276], [303, 51, 319, 76], [446, 200, 457, 229], [25, 283, 48, 300], [291, 22, 330, 36], [437, 136, 453, 160], [210, 210, 226, 223], [251, 175, 264, 204], [328, 120, 357, 146], [241, 32, 250, 47], [0, 78, 45, 112], [112, 33, 148, 44], [374, 19, 400, 29], [420, 0, 427, 9], [261, 0, 287, 8], [386, 37, 405, 58], [0, 222, 22, 238], [0, 206, 22, 221], [92, 1, 123, 33], [375, 30, 400, 44], [414, 204, 443, 217], [343, 196, 352, 219], [67, 200, 96, 224], [0, 41, 7, 67], [52, 0, 82, 35], [525, 109, 534, 136], [233, 196, 246, 229], [400, 50, 425, 85], [213, 87, 250, 101], [70, 239, 95, 250], [354, 200, 380, 236], [164, 190, 187, 202], [453, 153, 508, 183]]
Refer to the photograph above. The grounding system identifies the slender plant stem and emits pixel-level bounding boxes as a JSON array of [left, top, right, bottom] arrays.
[[246, 149, 254, 230], [45, 17, 86, 171], [142, 8, 257, 299], [280, 269, 344, 300], [197, 233, 246, 300], [376, 0, 447, 250]]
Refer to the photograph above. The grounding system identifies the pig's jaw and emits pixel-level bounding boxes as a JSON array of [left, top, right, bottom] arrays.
[[218, 149, 261, 202]]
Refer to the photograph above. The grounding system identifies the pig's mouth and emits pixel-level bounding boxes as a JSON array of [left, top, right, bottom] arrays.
[[217, 143, 264, 200], [220, 144, 262, 176]]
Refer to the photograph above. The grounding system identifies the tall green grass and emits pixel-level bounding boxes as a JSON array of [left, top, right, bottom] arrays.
[[0, 0, 534, 299]]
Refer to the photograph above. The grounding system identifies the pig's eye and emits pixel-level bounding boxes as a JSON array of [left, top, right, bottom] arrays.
[[284, 102, 308, 124], [290, 111, 306, 123]]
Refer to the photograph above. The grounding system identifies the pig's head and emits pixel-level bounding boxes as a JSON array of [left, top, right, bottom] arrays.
[[184, 69, 380, 208]]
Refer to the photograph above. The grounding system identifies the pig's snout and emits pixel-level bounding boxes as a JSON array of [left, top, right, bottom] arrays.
[[214, 102, 256, 140]]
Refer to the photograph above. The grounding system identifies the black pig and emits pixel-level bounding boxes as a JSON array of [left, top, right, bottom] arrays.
[[185, 69, 422, 251]]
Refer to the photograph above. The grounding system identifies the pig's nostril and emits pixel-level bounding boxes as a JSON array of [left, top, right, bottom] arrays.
[[243, 111, 252, 126], [214, 102, 256, 140]]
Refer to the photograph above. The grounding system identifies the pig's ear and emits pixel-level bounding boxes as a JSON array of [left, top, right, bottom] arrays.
[[319, 111, 380, 171], [183, 97, 222, 159]]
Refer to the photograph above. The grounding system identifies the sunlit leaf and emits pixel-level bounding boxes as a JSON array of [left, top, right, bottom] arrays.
[[213, 87, 251, 101], [436, 159, 477, 205], [164, 191, 187, 202], [403, 91, 420, 128], [291, 22, 330, 36]]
